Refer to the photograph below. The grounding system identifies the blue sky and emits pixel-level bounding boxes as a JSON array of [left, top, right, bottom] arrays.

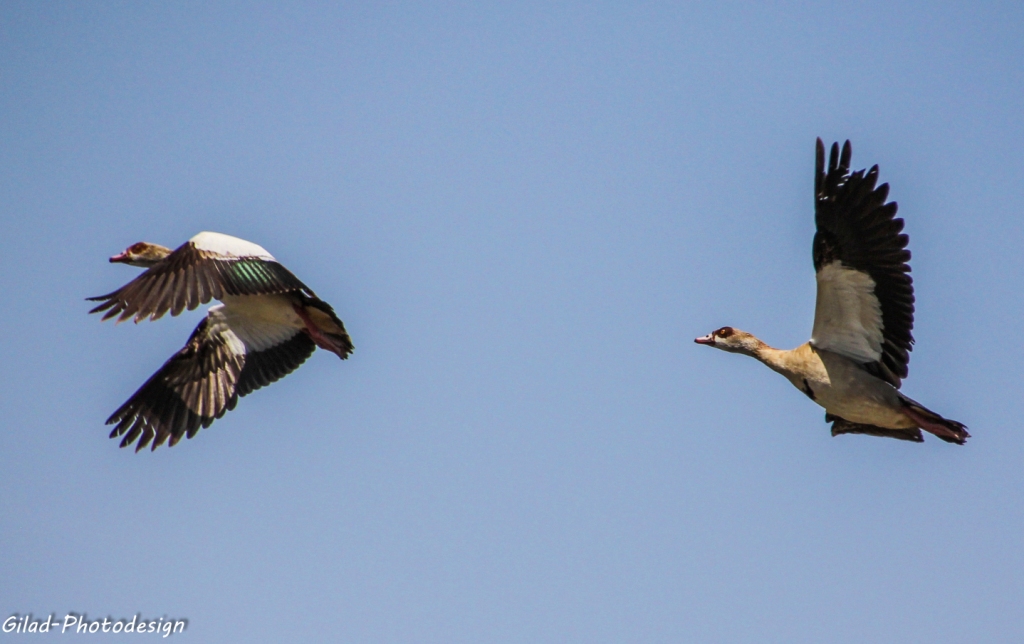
[[2, 2, 1023, 642]]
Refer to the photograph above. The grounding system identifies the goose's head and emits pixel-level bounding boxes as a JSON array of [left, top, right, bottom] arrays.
[[110, 242, 173, 268], [694, 326, 762, 355]]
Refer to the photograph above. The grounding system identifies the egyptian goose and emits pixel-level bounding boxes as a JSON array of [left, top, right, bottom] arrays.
[[695, 140, 968, 444], [88, 231, 353, 451]]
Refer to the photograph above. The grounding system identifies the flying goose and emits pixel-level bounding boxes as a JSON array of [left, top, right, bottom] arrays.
[[88, 231, 353, 451], [695, 140, 968, 444]]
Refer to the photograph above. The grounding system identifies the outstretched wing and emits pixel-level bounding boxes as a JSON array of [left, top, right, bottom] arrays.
[[88, 236, 313, 323], [810, 139, 915, 388], [107, 307, 316, 451]]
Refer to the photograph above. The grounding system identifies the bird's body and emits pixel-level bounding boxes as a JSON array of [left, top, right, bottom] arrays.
[[748, 340, 920, 429], [695, 140, 968, 444], [89, 231, 353, 451]]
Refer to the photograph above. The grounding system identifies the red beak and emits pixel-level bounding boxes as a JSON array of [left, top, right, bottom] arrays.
[[109, 251, 130, 263], [694, 334, 715, 345]]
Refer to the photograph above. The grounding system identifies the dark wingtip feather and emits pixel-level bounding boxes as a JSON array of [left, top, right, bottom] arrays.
[[86, 292, 116, 303], [121, 425, 142, 449], [88, 300, 117, 315], [815, 138, 826, 194], [840, 140, 852, 170], [136, 428, 154, 452]]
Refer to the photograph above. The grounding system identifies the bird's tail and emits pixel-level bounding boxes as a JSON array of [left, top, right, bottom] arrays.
[[292, 300, 354, 360], [898, 396, 970, 445]]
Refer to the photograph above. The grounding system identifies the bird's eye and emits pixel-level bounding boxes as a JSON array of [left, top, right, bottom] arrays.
[[716, 327, 734, 338]]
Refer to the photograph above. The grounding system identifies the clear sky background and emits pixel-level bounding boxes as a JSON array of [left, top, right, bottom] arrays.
[[2, 2, 1023, 642]]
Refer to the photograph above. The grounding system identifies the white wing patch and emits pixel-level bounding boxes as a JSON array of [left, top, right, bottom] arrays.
[[213, 298, 304, 352], [810, 261, 884, 364], [228, 315, 301, 352], [190, 231, 275, 260]]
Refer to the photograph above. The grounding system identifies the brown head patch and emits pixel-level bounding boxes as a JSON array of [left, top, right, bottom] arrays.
[[714, 326, 734, 338]]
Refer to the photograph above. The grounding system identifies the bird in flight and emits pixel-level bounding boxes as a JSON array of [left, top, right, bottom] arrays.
[[89, 231, 353, 451], [695, 140, 968, 444]]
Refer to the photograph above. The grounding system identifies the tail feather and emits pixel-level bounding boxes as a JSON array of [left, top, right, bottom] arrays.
[[291, 301, 353, 360], [899, 396, 970, 445], [320, 330, 354, 360]]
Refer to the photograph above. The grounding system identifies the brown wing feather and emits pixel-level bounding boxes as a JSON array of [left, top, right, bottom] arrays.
[[88, 241, 313, 323], [813, 139, 915, 387], [106, 315, 317, 451], [106, 317, 243, 451]]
